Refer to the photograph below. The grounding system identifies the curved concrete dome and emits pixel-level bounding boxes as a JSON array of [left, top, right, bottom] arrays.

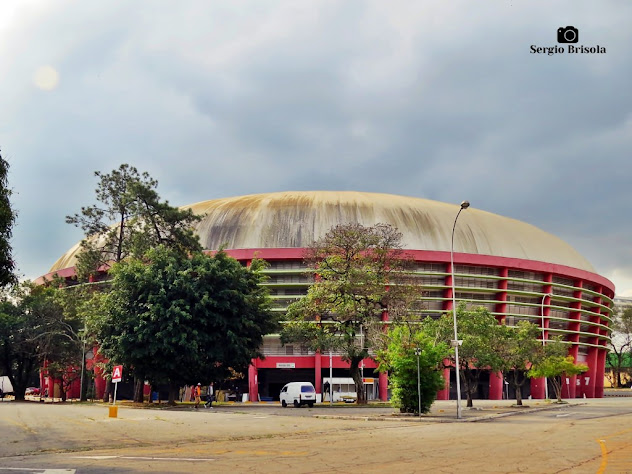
[[49, 191, 595, 273]]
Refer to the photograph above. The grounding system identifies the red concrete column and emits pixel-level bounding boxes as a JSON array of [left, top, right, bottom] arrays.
[[248, 360, 259, 403], [567, 345, 579, 399], [379, 371, 388, 401], [314, 350, 322, 394], [531, 377, 545, 399], [436, 365, 451, 400], [595, 348, 606, 398], [495, 268, 508, 324], [584, 347, 597, 398], [92, 347, 106, 400], [489, 372, 503, 400], [379, 309, 389, 401], [443, 263, 454, 311]]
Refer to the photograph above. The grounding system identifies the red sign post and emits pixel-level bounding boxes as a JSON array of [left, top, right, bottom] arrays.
[[112, 365, 123, 383], [112, 365, 123, 406]]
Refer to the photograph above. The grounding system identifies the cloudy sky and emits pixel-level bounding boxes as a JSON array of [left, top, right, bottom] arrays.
[[1, 1, 631, 294]]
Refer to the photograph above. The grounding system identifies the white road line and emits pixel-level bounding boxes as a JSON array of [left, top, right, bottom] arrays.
[[70, 456, 117, 460], [0, 469, 75, 473], [122, 457, 216, 462], [72, 455, 215, 462]]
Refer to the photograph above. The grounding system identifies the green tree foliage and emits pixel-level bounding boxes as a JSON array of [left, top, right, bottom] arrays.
[[376, 325, 448, 413], [66, 164, 201, 280], [607, 306, 632, 388], [65, 164, 203, 401], [430, 304, 505, 408], [495, 321, 546, 406], [0, 150, 16, 287], [281, 223, 418, 404], [53, 281, 105, 401], [94, 246, 276, 404], [0, 282, 81, 400], [528, 347, 588, 403]]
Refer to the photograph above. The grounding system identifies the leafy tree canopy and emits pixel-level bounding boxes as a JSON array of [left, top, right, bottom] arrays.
[[66, 164, 202, 280], [376, 325, 448, 414], [0, 282, 80, 400], [528, 351, 587, 403], [281, 223, 419, 404], [607, 306, 632, 387], [429, 304, 506, 408], [94, 246, 277, 404], [0, 150, 16, 287], [495, 321, 546, 405]]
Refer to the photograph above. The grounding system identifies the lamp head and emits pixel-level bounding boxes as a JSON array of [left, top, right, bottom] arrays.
[[460, 201, 470, 209]]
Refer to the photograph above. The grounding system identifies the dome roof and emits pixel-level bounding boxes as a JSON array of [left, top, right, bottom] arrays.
[[49, 191, 595, 273]]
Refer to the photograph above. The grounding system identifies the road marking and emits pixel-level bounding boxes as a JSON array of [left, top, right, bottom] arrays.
[[0, 418, 39, 434], [0, 469, 75, 473], [72, 456, 215, 462], [555, 413, 570, 418], [70, 456, 117, 460], [597, 439, 608, 474]]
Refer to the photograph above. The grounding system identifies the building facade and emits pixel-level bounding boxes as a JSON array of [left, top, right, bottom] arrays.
[[41, 191, 615, 401]]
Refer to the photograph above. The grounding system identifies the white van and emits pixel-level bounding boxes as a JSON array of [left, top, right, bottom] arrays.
[[0, 376, 14, 398], [279, 382, 316, 408]]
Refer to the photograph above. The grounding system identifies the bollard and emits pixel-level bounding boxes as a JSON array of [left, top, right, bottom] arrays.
[[108, 406, 118, 418]]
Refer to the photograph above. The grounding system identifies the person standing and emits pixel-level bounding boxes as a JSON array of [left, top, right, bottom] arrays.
[[194, 383, 202, 409], [205, 382, 214, 408]]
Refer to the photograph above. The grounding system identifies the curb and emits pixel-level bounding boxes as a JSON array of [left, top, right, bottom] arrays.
[[313, 402, 586, 423]]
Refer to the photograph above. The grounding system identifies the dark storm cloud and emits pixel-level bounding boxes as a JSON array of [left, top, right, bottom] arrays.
[[2, 0, 632, 293]]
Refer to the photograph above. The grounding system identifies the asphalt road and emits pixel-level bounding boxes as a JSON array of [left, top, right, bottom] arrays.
[[1, 398, 631, 473]]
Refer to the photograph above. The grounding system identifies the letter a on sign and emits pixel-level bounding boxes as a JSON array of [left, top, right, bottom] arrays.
[[112, 365, 123, 383]]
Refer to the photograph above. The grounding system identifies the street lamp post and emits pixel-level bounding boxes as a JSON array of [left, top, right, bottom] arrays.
[[540, 292, 553, 400], [414, 348, 421, 417], [451, 200, 470, 420]]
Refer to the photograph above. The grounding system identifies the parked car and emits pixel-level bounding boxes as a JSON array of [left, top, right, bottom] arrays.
[[25, 387, 40, 396], [279, 382, 316, 408]]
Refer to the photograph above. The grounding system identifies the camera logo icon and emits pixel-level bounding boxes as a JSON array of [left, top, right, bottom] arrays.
[[558, 26, 579, 44]]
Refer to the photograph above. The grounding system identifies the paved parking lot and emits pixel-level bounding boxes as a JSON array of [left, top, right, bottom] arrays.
[[1, 398, 631, 473]]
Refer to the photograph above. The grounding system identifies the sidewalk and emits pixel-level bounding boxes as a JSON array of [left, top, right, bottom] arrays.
[[310, 398, 584, 423]]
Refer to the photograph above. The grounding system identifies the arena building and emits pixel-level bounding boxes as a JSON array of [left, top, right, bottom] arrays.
[[42, 191, 615, 402]]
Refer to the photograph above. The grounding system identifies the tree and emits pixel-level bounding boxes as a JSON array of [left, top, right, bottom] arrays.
[[431, 304, 505, 408], [281, 223, 419, 404], [0, 149, 16, 287], [528, 348, 588, 403], [66, 164, 201, 280], [376, 325, 448, 413], [495, 321, 545, 406], [607, 306, 632, 388], [65, 164, 203, 401], [0, 282, 80, 400], [52, 281, 105, 401], [94, 246, 277, 404]]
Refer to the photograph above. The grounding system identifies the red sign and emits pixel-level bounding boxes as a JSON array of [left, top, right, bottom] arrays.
[[112, 365, 123, 383]]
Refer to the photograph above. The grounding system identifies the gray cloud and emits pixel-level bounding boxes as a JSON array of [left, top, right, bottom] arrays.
[[2, 0, 631, 294]]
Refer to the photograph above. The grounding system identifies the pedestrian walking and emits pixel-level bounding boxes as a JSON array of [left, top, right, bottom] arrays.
[[194, 383, 202, 409]]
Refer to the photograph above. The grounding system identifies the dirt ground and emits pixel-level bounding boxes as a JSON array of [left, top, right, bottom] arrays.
[[1, 397, 631, 473]]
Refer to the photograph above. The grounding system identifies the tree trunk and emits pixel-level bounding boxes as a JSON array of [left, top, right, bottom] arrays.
[[553, 377, 563, 403], [463, 368, 474, 408], [168, 382, 177, 406], [133, 377, 144, 403], [349, 357, 366, 404], [102, 379, 112, 403], [514, 372, 523, 406]]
